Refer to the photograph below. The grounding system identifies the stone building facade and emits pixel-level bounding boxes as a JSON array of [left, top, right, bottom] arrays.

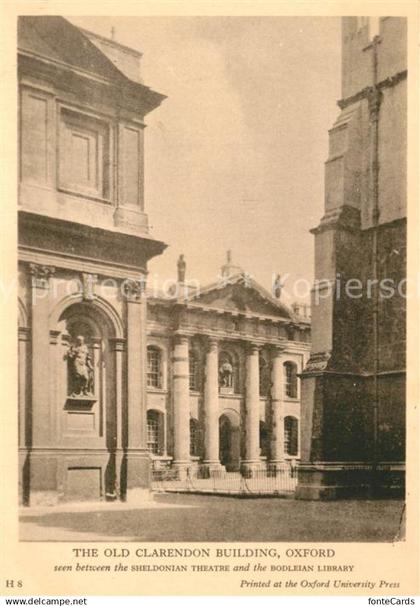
[[145, 257, 311, 474], [18, 17, 167, 505], [17, 17, 311, 504], [296, 17, 406, 499]]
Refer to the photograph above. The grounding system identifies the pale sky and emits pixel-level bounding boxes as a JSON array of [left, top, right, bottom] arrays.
[[70, 17, 342, 300]]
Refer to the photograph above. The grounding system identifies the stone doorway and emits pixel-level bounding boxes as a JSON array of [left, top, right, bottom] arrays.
[[219, 411, 240, 471]]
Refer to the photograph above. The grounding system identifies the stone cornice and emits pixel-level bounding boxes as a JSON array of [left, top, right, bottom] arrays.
[[19, 246, 144, 281], [19, 211, 166, 273], [301, 349, 406, 378], [148, 325, 310, 350], [18, 50, 166, 117], [147, 298, 310, 328], [311, 205, 361, 235]]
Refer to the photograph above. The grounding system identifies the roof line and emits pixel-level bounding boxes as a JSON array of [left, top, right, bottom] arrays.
[[78, 26, 143, 58]]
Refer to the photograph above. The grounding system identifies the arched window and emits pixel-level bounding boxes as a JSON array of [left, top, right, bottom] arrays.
[[259, 353, 270, 396], [189, 350, 200, 391], [190, 418, 200, 457], [147, 410, 163, 455], [147, 346, 162, 389], [284, 361, 298, 398], [284, 416, 299, 457], [259, 420, 270, 458]]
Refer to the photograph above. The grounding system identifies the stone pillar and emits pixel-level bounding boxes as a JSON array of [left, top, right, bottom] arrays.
[[203, 337, 222, 471], [18, 327, 29, 449], [18, 326, 30, 505], [270, 346, 288, 470], [28, 263, 56, 505], [110, 337, 125, 499], [172, 334, 191, 475], [242, 343, 261, 474], [124, 278, 150, 501]]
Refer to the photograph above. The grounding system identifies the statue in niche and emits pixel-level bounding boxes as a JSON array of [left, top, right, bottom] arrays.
[[66, 335, 94, 397], [219, 358, 234, 388]]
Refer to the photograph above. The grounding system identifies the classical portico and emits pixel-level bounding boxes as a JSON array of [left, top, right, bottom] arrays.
[[146, 259, 311, 475]]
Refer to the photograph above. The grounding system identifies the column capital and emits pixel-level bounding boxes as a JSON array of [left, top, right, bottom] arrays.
[[271, 343, 286, 358], [123, 278, 146, 302], [173, 333, 189, 347], [247, 342, 260, 355], [29, 263, 55, 289], [206, 336, 219, 352]]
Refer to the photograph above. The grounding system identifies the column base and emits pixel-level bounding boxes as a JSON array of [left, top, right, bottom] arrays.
[[202, 461, 225, 476], [269, 460, 292, 472], [122, 449, 151, 497], [295, 462, 405, 500], [172, 461, 192, 479], [240, 460, 264, 477]]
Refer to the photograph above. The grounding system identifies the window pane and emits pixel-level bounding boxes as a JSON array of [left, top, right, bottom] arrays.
[[147, 411, 161, 455], [189, 352, 199, 391], [147, 348, 161, 388], [284, 362, 297, 398], [284, 417, 298, 456], [190, 419, 200, 457]]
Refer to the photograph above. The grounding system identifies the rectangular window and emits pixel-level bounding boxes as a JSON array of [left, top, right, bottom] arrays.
[[147, 348, 162, 389], [284, 417, 299, 457], [59, 107, 110, 199], [284, 362, 298, 398], [189, 354, 199, 391]]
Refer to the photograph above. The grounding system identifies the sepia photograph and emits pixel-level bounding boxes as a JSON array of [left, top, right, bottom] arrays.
[[15, 13, 409, 545]]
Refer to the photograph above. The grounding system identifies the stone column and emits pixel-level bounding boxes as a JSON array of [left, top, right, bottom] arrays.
[[18, 326, 30, 505], [270, 346, 288, 470], [242, 343, 261, 474], [172, 334, 191, 475], [29, 263, 55, 505], [203, 337, 222, 471], [124, 278, 150, 501]]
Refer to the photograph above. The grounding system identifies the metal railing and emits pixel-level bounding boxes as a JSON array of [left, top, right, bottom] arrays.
[[151, 464, 297, 496]]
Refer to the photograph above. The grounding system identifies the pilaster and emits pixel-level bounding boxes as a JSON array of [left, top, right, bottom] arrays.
[[172, 334, 191, 476], [123, 277, 150, 501]]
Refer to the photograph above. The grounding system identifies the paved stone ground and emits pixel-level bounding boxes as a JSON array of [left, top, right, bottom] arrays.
[[20, 494, 405, 542]]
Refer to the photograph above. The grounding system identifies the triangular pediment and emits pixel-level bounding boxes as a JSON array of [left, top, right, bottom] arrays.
[[187, 275, 293, 319]]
